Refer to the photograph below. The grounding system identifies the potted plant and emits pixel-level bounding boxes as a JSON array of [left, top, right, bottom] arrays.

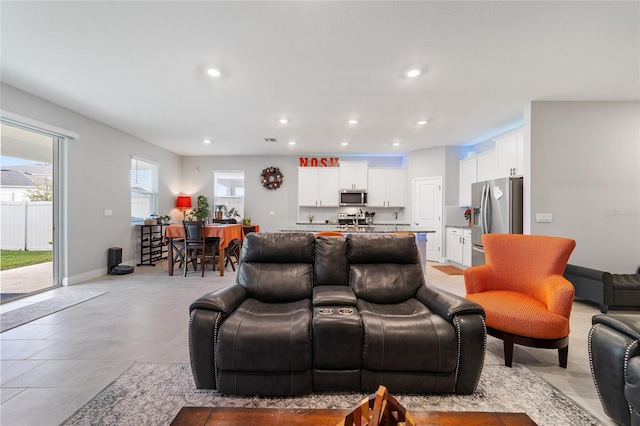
[[242, 217, 252, 226], [214, 204, 227, 220], [307, 214, 315, 223], [158, 215, 171, 224], [225, 207, 241, 222], [187, 195, 210, 221], [464, 207, 472, 227], [224, 207, 240, 223]]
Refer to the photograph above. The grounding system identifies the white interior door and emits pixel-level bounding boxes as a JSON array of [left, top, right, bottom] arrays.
[[413, 177, 443, 262]]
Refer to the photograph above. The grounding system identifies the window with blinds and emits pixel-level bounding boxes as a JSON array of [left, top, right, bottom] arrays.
[[130, 157, 158, 224], [214, 171, 245, 219]]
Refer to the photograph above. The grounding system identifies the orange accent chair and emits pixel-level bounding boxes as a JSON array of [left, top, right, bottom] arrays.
[[314, 231, 344, 237], [464, 234, 576, 368]]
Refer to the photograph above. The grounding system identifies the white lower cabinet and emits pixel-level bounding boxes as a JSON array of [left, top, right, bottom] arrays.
[[446, 227, 472, 267], [463, 229, 472, 267]]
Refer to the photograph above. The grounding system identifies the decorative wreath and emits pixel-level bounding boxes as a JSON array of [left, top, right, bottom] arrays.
[[261, 166, 284, 190]]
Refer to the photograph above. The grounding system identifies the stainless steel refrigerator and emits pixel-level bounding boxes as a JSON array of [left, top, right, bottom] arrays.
[[471, 176, 524, 266]]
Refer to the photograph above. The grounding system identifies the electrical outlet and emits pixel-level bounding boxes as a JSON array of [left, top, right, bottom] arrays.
[[535, 213, 552, 223]]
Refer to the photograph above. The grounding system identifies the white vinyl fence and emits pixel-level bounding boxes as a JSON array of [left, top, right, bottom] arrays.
[[1, 201, 53, 251]]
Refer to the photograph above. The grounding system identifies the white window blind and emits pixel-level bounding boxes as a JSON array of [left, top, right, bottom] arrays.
[[131, 157, 158, 224]]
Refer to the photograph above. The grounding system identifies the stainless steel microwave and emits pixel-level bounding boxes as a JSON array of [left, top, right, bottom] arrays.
[[339, 189, 367, 206]]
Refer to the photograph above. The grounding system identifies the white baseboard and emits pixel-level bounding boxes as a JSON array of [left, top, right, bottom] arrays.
[[62, 259, 139, 286]]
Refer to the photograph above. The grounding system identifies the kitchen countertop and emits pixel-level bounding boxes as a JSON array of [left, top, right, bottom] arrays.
[[281, 225, 435, 233], [446, 225, 473, 229], [296, 222, 411, 226]]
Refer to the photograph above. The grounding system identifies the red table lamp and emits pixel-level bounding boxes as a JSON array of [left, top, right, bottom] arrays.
[[176, 195, 192, 210]]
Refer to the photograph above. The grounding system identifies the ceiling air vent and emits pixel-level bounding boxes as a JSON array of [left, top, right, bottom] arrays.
[[264, 137, 277, 143]]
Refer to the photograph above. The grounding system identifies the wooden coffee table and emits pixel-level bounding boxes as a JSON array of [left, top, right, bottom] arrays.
[[171, 407, 536, 425]]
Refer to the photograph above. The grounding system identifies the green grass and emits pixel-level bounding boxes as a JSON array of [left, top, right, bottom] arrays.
[[1, 250, 53, 271]]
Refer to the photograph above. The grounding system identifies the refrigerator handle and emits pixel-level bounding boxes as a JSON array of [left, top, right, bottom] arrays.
[[472, 245, 485, 254], [481, 184, 488, 235], [485, 185, 492, 233]]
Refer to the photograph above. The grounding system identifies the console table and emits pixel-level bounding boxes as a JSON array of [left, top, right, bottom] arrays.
[[137, 224, 169, 266]]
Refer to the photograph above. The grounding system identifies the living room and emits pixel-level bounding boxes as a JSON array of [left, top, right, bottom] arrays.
[[1, 2, 639, 425]]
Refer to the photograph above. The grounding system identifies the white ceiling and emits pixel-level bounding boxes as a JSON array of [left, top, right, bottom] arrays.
[[1, 1, 638, 157]]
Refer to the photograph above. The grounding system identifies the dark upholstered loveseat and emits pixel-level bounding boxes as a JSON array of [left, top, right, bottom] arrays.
[[564, 264, 640, 313], [189, 233, 486, 396], [589, 314, 640, 426]]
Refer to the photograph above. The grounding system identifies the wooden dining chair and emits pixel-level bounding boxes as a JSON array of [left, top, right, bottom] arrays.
[[170, 238, 186, 271], [314, 231, 344, 237], [182, 221, 220, 277], [393, 231, 416, 237], [224, 238, 242, 271]]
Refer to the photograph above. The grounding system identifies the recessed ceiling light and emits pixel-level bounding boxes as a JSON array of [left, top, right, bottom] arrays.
[[407, 69, 421, 78], [207, 68, 221, 77], [392, 142, 400, 146], [417, 120, 428, 125], [279, 118, 289, 124], [341, 142, 349, 146], [289, 141, 296, 145], [203, 139, 212, 144], [349, 119, 358, 125]]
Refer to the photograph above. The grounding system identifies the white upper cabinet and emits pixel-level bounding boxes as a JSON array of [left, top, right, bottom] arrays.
[[476, 150, 497, 182], [367, 168, 406, 207], [298, 167, 340, 207], [459, 157, 477, 206], [495, 129, 524, 177], [339, 161, 368, 190]]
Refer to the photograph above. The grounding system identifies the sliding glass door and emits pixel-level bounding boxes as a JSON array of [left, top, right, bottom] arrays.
[[0, 123, 61, 302]]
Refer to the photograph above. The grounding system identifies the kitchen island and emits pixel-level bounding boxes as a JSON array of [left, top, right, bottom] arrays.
[[283, 224, 435, 234], [280, 225, 435, 267]]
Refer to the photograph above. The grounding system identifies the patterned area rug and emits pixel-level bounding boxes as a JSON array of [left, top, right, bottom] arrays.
[[0, 291, 107, 332], [62, 362, 599, 426]]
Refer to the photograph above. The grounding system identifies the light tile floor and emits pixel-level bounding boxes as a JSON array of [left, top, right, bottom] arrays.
[[0, 260, 630, 425]]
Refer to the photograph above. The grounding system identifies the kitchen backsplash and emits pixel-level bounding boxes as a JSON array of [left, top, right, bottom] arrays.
[[445, 205, 469, 227], [298, 207, 408, 224]]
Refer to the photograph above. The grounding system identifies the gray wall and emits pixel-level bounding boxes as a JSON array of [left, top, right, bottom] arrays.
[[1, 84, 182, 284], [180, 156, 300, 233], [406, 145, 467, 208], [528, 101, 640, 273], [179, 155, 406, 231]]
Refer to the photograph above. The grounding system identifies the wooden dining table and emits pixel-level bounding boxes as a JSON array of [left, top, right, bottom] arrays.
[[164, 223, 244, 277]]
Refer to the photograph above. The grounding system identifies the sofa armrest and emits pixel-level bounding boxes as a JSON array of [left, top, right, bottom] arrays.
[[592, 314, 640, 341], [462, 265, 495, 294], [416, 285, 485, 322], [416, 285, 486, 394], [190, 284, 248, 317], [627, 357, 640, 422]]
